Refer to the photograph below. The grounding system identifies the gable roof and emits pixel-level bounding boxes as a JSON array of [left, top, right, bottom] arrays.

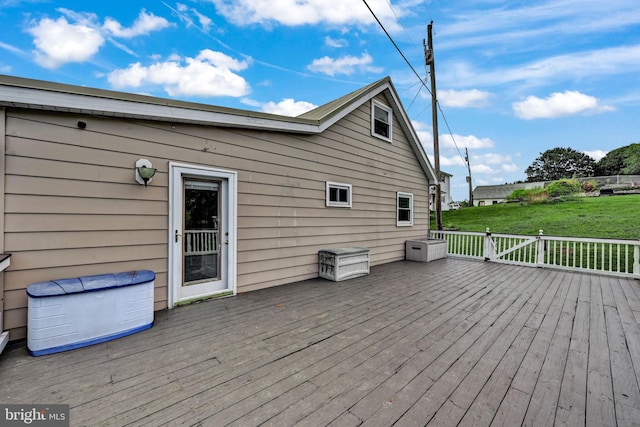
[[0, 74, 436, 183], [473, 182, 544, 200]]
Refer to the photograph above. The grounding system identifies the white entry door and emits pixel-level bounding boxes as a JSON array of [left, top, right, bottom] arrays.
[[169, 163, 237, 306]]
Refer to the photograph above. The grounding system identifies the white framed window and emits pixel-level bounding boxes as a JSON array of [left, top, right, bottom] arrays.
[[326, 181, 352, 207], [397, 192, 413, 226], [371, 100, 392, 142]]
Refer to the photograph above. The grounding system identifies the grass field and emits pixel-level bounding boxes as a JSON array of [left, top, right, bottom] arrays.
[[434, 194, 640, 239]]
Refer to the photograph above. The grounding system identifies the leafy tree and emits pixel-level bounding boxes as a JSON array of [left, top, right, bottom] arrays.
[[525, 147, 596, 182], [596, 143, 640, 175]]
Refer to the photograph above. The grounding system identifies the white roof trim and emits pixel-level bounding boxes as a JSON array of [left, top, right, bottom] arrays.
[[0, 84, 320, 133], [0, 75, 437, 183]]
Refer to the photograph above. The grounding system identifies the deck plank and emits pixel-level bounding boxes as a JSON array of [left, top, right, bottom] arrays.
[[586, 274, 617, 427], [555, 295, 589, 427], [521, 271, 580, 426], [1, 258, 640, 426], [491, 270, 567, 426], [369, 265, 555, 426]]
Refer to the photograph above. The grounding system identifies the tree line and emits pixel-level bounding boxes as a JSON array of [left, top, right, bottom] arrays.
[[525, 143, 640, 182]]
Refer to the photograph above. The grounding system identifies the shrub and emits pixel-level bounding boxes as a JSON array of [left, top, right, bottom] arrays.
[[507, 188, 548, 203], [507, 189, 530, 201], [581, 181, 599, 192], [527, 188, 548, 203], [546, 179, 582, 197]]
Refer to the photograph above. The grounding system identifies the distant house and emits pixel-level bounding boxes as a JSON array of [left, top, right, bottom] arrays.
[[473, 175, 640, 206], [0, 75, 437, 342], [473, 182, 544, 206], [430, 171, 454, 211]]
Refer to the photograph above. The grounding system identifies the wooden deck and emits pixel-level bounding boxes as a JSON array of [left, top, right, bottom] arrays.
[[2, 258, 640, 426]]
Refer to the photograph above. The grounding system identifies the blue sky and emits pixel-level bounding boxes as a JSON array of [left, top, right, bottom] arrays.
[[1, 0, 639, 201]]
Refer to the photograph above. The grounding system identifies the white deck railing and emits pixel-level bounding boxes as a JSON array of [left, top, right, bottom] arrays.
[[430, 228, 640, 279]]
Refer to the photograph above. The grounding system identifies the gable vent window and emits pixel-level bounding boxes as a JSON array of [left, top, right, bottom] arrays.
[[371, 100, 392, 142], [326, 182, 352, 207]]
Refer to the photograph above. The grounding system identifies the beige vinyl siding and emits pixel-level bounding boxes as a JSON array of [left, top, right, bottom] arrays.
[[4, 111, 169, 339], [2, 94, 430, 339]]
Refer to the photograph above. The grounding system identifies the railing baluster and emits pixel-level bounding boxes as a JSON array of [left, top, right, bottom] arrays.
[[427, 229, 637, 278]]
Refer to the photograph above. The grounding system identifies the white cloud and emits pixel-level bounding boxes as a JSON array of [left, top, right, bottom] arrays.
[[27, 16, 105, 68], [475, 177, 509, 186], [513, 90, 613, 119], [0, 40, 25, 55], [414, 122, 495, 163], [500, 163, 520, 173], [192, 9, 213, 31], [469, 153, 520, 174], [472, 164, 496, 174], [444, 44, 640, 90], [26, 8, 172, 68], [439, 89, 492, 108], [325, 36, 348, 48], [240, 97, 262, 108], [584, 149, 608, 161], [473, 153, 512, 165], [174, 4, 213, 32], [437, 154, 467, 167], [209, 0, 404, 29], [262, 98, 318, 116], [108, 49, 251, 98], [103, 9, 171, 38], [412, 120, 433, 149], [440, 133, 495, 149], [439, 0, 640, 51], [307, 52, 382, 76], [465, 153, 519, 175]]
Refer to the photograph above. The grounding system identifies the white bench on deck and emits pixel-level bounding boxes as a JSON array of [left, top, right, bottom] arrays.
[[405, 238, 448, 262], [318, 247, 370, 281], [27, 270, 155, 356]]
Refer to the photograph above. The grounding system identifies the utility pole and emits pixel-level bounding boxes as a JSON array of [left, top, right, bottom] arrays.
[[425, 21, 442, 230], [465, 147, 474, 206]]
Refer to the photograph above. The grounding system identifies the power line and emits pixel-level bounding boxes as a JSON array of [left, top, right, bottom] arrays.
[[437, 101, 466, 164], [363, 1, 469, 190], [421, 0, 435, 22], [407, 84, 425, 111], [383, 0, 418, 48], [361, 0, 431, 96]]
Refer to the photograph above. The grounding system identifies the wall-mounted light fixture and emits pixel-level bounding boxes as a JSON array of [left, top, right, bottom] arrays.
[[77, 121, 87, 129], [135, 159, 157, 187]]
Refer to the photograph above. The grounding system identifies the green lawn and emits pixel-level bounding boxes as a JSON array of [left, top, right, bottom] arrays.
[[433, 195, 640, 239]]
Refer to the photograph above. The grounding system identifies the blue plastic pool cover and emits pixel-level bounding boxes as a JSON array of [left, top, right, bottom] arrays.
[[27, 270, 155, 297]]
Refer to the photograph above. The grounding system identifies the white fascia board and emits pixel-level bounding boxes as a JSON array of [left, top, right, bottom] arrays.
[[316, 82, 393, 133], [0, 85, 321, 134], [384, 85, 438, 183], [314, 80, 437, 184]]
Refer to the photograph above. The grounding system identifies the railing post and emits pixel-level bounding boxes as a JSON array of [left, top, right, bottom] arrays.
[[536, 229, 545, 267], [484, 228, 494, 261], [634, 242, 640, 278]]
